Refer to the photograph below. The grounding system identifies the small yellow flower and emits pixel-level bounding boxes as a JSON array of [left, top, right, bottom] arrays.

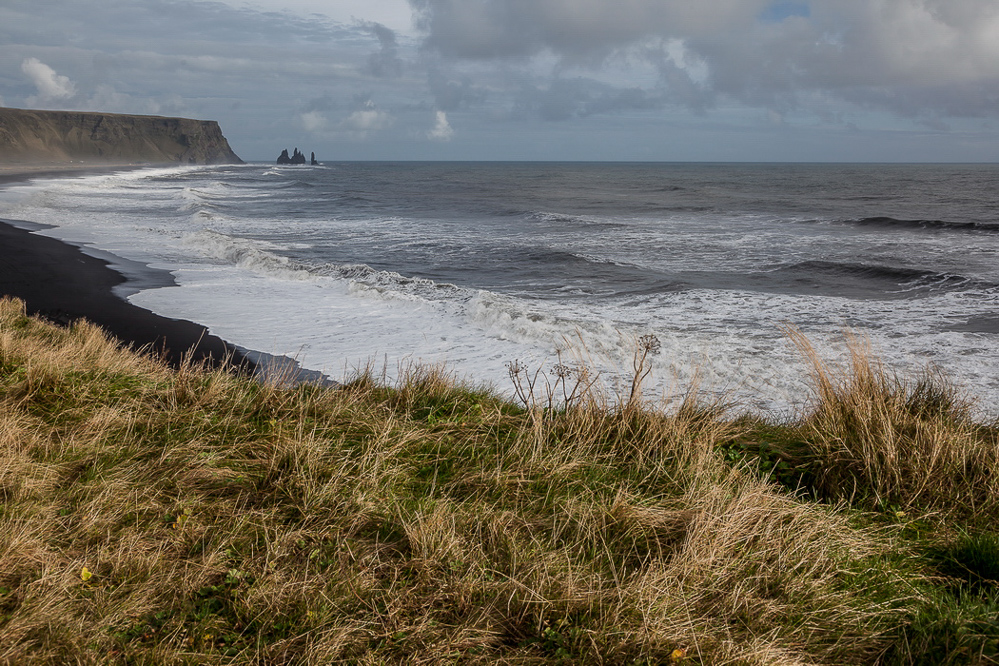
[[670, 647, 686, 662], [80, 566, 93, 582]]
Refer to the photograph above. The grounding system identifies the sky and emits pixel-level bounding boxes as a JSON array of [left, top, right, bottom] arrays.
[[2, 0, 999, 161]]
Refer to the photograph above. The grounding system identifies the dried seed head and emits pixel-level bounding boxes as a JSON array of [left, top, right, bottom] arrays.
[[639, 334, 662, 355], [552, 364, 573, 379]]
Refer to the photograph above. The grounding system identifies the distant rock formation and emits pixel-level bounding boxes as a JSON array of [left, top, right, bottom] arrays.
[[0, 107, 242, 165], [276, 148, 320, 165], [277, 147, 307, 165]]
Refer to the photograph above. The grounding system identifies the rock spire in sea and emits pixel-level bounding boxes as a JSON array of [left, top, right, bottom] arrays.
[[276, 148, 312, 165]]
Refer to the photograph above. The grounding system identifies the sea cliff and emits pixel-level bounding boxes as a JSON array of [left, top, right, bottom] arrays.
[[0, 107, 242, 165]]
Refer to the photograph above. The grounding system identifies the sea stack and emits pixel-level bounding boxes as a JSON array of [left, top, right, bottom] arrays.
[[277, 148, 307, 165]]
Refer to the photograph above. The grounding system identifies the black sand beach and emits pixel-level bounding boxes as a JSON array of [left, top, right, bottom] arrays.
[[0, 217, 254, 371], [0, 165, 256, 371]]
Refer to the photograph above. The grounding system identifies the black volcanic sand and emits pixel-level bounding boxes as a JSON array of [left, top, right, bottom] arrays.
[[0, 164, 150, 186], [0, 218, 254, 373]]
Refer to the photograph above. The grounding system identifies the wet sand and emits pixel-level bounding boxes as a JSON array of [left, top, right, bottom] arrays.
[[0, 217, 255, 372], [0, 162, 151, 185]]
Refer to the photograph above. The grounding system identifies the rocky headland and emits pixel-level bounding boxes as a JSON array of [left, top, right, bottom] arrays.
[[0, 107, 242, 165]]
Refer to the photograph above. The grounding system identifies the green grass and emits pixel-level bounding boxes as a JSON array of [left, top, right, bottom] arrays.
[[2, 296, 999, 664]]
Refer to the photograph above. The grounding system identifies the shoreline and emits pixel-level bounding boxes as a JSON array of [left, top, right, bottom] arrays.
[[0, 162, 164, 185], [0, 165, 333, 384], [0, 216, 256, 373]]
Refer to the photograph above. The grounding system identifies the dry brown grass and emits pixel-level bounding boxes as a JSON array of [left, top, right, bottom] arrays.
[[786, 326, 999, 518], [2, 297, 995, 664]]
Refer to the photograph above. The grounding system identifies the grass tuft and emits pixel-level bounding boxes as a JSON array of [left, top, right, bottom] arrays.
[[784, 326, 999, 519]]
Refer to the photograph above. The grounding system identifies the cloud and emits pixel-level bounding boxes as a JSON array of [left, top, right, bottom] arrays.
[[1, 0, 422, 153], [410, 0, 761, 60], [21, 57, 76, 101], [427, 69, 487, 111], [340, 99, 394, 136], [359, 21, 404, 77], [299, 96, 337, 132], [514, 79, 589, 121], [758, 1, 809, 23], [21, 61, 187, 116], [300, 110, 329, 132], [4, 0, 375, 112], [4, 0, 997, 160], [515, 77, 664, 121], [427, 110, 454, 139], [80, 84, 163, 115], [410, 0, 999, 121]]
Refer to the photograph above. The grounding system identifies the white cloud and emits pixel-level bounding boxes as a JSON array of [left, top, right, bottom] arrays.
[[343, 109, 393, 131], [300, 110, 328, 132], [340, 100, 394, 136], [427, 110, 454, 140], [21, 57, 76, 101]]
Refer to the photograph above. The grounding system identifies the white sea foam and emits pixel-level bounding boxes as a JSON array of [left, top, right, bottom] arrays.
[[2, 163, 997, 418]]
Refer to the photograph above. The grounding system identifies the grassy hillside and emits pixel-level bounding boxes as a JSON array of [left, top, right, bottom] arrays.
[[1, 296, 998, 664]]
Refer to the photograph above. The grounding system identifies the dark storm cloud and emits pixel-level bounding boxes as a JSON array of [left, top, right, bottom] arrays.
[[359, 21, 404, 78], [410, 0, 999, 121]]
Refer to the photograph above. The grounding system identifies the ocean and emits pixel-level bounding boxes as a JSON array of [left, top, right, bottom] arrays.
[[1, 162, 997, 416]]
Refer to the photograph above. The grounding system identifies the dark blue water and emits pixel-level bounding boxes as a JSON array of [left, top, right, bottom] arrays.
[[202, 162, 999, 301]]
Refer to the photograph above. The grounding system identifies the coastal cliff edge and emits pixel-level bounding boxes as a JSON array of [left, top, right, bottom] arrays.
[[0, 107, 242, 165]]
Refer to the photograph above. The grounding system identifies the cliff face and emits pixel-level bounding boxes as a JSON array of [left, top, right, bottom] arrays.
[[0, 108, 242, 165]]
